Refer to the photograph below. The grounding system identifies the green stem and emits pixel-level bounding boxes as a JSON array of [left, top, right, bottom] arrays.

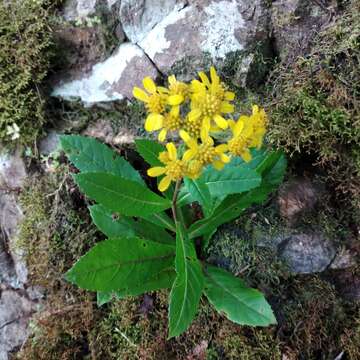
[[171, 179, 182, 224]]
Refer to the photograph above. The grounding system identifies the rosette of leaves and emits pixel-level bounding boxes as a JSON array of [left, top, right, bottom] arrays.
[[60, 135, 286, 338]]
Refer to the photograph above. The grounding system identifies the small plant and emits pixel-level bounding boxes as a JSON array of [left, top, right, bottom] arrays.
[[61, 67, 286, 338]]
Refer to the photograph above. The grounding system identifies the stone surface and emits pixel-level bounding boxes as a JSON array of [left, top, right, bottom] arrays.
[[62, 0, 99, 21], [277, 233, 336, 273], [120, 0, 186, 43], [39, 131, 61, 156], [271, 0, 332, 62], [0, 290, 36, 360], [139, 0, 269, 78], [277, 178, 323, 223], [0, 150, 26, 190], [54, 25, 107, 79], [52, 43, 159, 105]]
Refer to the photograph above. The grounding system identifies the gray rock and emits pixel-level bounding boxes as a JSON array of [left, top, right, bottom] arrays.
[[0, 151, 28, 288], [39, 131, 60, 156], [138, 0, 270, 79], [277, 178, 324, 224], [278, 233, 336, 273], [120, 0, 186, 43], [0, 290, 35, 359], [271, 0, 332, 62], [0, 150, 26, 190], [62, 0, 98, 21], [52, 43, 159, 105]]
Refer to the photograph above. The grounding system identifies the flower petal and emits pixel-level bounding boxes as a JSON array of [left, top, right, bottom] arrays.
[[199, 71, 210, 87], [220, 153, 230, 163], [168, 94, 184, 105], [188, 108, 202, 121], [168, 75, 176, 86], [148, 167, 166, 177], [183, 149, 197, 161], [143, 77, 157, 94], [233, 119, 245, 137], [225, 91, 235, 101], [215, 144, 228, 154], [170, 105, 180, 117], [158, 129, 167, 142], [221, 102, 234, 113], [214, 115, 228, 129], [145, 114, 163, 132], [210, 66, 219, 86], [241, 150, 252, 163], [166, 142, 177, 161], [212, 160, 225, 171], [133, 87, 149, 102], [158, 176, 172, 192]]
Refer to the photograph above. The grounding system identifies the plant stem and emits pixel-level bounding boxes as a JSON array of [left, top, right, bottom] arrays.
[[171, 179, 182, 223]]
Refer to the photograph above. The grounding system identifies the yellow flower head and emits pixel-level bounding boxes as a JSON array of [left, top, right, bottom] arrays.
[[167, 75, 189, 104], [227, 116, 254, 162], [249, 105, 267, 149], [189, 67, 235, 131], [147, 143, 186, 192], [156, 106, 183, 142], [180, 127, 230, 171]]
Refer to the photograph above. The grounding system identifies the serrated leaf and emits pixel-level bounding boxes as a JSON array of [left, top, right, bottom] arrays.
[[168, 222, 204, 338], [135, 139, 165, 167], [74, 172, 171, 217], [97, 291, 113, 307], [201, 166, 261, 197], [204, 265, 277, 326], [97, 268, 176, 306], [60, 135, 143, 184], [184, 178, 213, 217], [90, 204, 174, 245], [89, 204, 135, 238], [142, 212, 176, 232], [188, 185, 273, 239], [65, 237, 175, 292]]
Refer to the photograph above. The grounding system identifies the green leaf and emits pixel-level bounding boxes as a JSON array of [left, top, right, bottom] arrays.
[[142, 212, 176, 232], [184, 178, 213, 217], [97, 268, 176, 306], [90, 204, 175, 245], [168, 222, 204, 338], [204, 265, 277, 326], [201, 166, 261, 197], [65, 237, 175, 292], [188, 185, 273, 239], [74, 172, 171, 217], [135, 139, 165, 167], [60, 135, 143, 184], [97, 291, 113, 307], [89, 204, 135, 238]]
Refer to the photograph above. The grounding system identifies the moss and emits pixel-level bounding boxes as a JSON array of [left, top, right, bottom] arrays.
[[266, 0, 360, 216], [0, 0, 59, 148]]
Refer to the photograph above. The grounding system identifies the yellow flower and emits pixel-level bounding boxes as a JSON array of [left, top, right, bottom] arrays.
[[249, 105, 267, 149], [167, 75, 189, 104], [147, 143, 186, 192], [189, 67, 235, 130], [180, 127, 230, 171], [133, 77, 168, 132], [227, 116, 254, 162], [156, 106, 183, 142]]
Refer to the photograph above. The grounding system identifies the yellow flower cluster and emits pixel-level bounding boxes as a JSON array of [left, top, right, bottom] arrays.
[[133, 67, 267, 192]]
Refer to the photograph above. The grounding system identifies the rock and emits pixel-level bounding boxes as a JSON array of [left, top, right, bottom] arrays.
[[54, 25, 107, 78], [277, 178, 323, 223], [0, 150, 28, 288], [120, 0, 186, 43], [330, 248, 357, 270], [39, 131, 60, 156], [271, 0, 333, 62], [62, 0, 98, 21], [278, 233, 336, 273], [0, 150, 26, 190], [52, 43, 159, 105], [330, 270, 360, 301], [82, 120, 115, 144], [138, 0, 270, 80], [0, 290, 36, 360]]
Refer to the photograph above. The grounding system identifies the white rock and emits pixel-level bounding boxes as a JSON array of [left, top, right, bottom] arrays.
[[63, 0, 98, 21], [138, 0, 261, 75], [51, 43, 159, 105], [120, 0, 186, 43]]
